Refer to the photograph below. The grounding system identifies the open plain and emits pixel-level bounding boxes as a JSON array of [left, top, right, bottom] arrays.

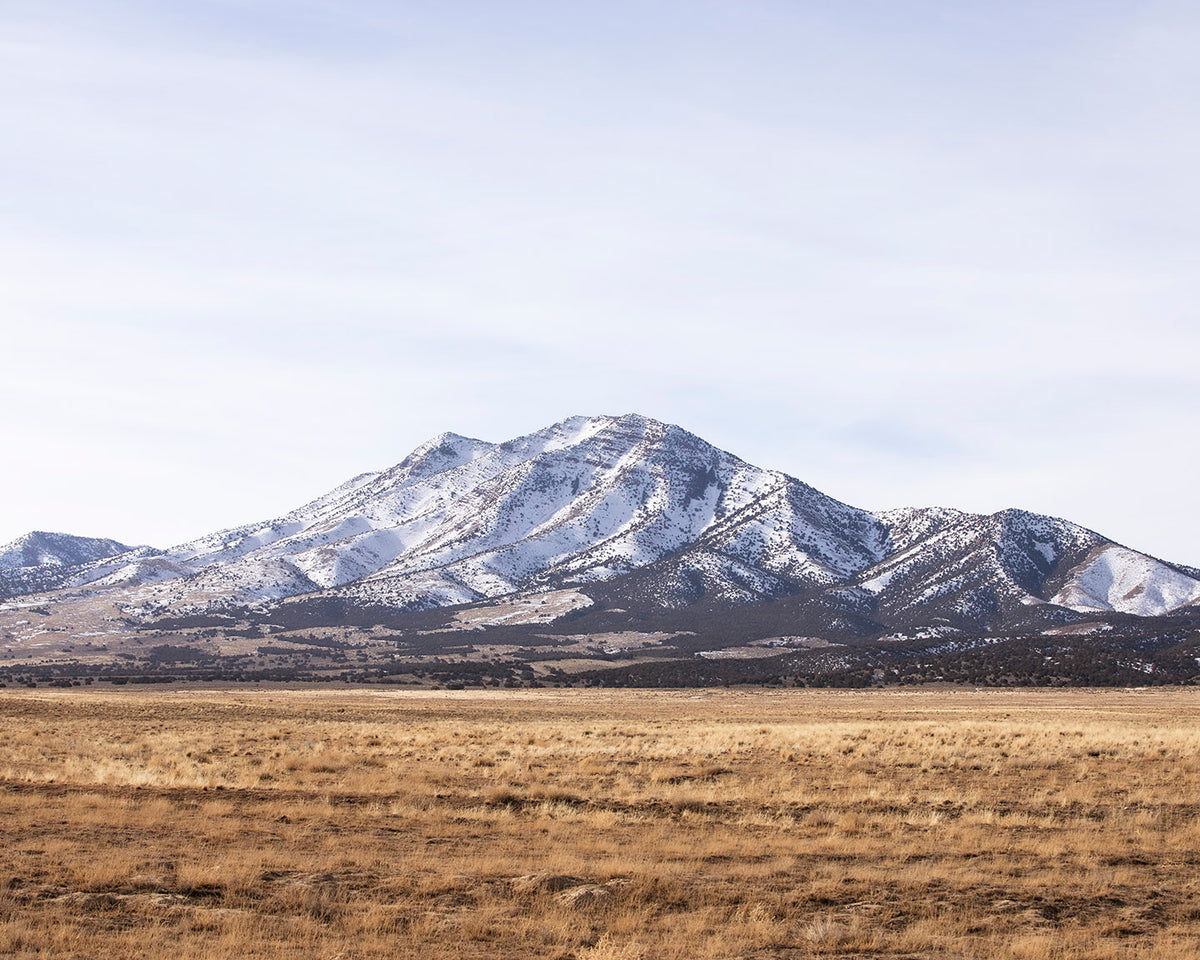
[[1, 687, 1198, 959]]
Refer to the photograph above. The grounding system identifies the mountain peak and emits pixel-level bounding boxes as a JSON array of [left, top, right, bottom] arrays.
[[526, 413, 718, 462], [393, 430, 495, 483], [420, 429, 479, 448]]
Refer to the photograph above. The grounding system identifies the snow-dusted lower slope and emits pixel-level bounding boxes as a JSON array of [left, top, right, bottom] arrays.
[[6, 414, 1199, 634], [1050, 545, 1200, 616]]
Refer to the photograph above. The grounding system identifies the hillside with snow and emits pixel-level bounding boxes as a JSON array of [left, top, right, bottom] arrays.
[[0, 531, 139, 600], [0, 531, 132, 571]]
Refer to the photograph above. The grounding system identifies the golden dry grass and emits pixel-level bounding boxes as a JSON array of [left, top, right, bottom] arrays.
[[1, 687, 1199, 958]]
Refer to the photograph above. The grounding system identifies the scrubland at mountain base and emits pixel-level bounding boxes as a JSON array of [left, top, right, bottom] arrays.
[[2, 688, 1199, 959]]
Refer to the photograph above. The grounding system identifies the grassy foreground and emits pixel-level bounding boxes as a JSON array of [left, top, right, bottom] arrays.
[[1, 687, 1199, 958]]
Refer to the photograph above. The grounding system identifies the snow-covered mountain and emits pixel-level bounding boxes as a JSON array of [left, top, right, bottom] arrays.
[[5, 414, 1199, 637], [0, 531, 132, 571], [0, 531, 138, 599]]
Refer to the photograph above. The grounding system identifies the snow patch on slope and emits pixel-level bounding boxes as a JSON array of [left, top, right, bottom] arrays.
[[1051, 545, 1200, 616]]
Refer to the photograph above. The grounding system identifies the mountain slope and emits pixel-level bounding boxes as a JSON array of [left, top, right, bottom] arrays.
[[1049, 545, 1200, 616]]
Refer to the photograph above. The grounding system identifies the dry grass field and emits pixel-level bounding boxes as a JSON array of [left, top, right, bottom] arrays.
[[1, 687, 1199, 959]]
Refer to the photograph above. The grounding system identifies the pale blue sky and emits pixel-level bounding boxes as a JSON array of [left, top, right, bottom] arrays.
[[2, 1, 1198, 564]]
